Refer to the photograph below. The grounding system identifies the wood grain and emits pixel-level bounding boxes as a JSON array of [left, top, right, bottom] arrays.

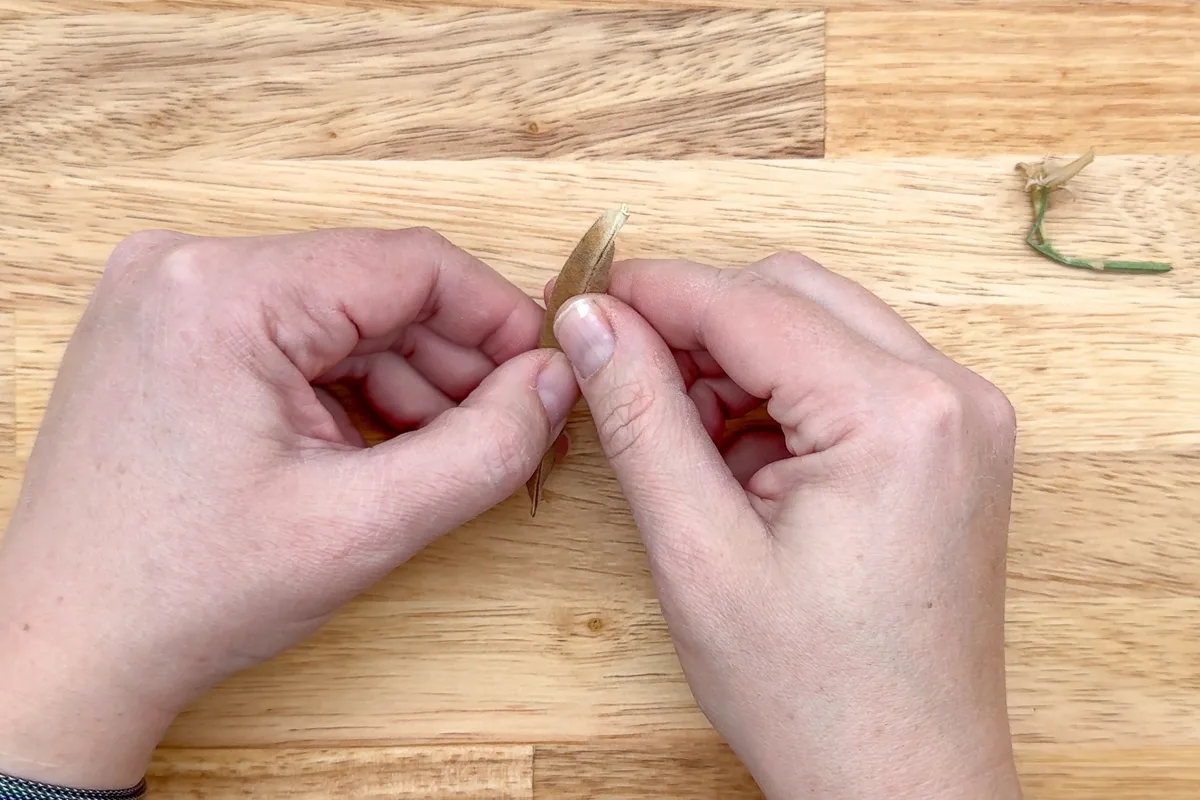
[[537, 740, 1200, 800], [1016, 746, 1200, 799], [127, 592, 1196, 746], [147, 746, 534, 798], [0, 314, 14, 534], [5, 157, 1197, 456], [9, 293, 1194, 750], [826, 7, 1200, 156], [0, 312, 12, 457], [12, 300, 1199, 461], [535, 737, 762, 799], [0, 0, 1191, 11], [6, 302, 1200, 598], [0, 9, 824, 161], [1008, 453, 1200, 599], [133, 741, 1200, 799], [3, 2, 1200, 796], [5, 157, 1194, 308]]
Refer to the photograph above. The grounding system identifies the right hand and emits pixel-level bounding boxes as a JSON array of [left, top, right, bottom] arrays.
[[550, 254, 1022, 799]]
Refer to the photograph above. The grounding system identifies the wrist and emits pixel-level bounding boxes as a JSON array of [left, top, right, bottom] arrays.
[[0, 550, 176, 789], [745, 712, 1021, 800], [753, 753, 1027, 800], [757, 758, 1022, 800]]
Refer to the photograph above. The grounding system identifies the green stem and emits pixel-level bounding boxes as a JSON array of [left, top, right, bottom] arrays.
[[1024, 187, 1171, 273]]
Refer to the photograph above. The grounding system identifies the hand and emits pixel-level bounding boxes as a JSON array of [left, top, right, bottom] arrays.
[[551, 254, 1021, 799], [0, 228, 578, 788]]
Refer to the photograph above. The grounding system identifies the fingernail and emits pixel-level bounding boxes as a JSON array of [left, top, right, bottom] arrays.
[[536, 353, 578, 428], [554, 297, 614, 380]]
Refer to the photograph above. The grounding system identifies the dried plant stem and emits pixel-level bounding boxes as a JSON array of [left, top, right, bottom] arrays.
[[1016, 150, 1171, 274]]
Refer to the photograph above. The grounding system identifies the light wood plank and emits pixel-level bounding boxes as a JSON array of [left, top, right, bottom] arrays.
[[160, 595, 697, 746], [11, 292, 1198, 746], [1008, 453, 1200, 599], [535, 739, 1200, 799], [148, 745, 534, 798], [4, 158, 1194, 309], [8, 306, 1200, 596], [133, 740, 1200, 799], [139, 593, 1200, 746], [1006, 598, 1200, 745], [0, 312, 12, 457], [0, 312, 14, 531], [15, 302, 1200, 457], [1016, 746, 1200, 799], [535, 736, 762, 799], [906, 305, 1198, 454], [826, 7, 1200, 156], [0, 0, 1188, 11], [0, 459, 20, 534], [3, 3, 1199, 796], [11, 212, 1200, 453], [0, 9, 823, 162]]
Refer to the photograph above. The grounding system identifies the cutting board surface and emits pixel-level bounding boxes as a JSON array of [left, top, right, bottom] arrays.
[[2, 2, 1199, 797]]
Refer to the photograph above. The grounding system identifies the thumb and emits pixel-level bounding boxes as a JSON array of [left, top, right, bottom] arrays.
[[553, 295, 756, 563], [318, 349, 578, 555]]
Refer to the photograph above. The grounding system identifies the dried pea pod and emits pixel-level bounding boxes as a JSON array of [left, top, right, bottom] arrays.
[[526, 204, 630, 516]]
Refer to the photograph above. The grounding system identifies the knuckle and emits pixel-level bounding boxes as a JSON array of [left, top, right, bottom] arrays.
[[905, 369, 967, 433], [104, 229, 185, 276], [867, 367, 1018, 463], [398, 225, 451, 253], [748, 250, 823, 280], [595, 378, 659, 462], [148, 238, 225, 295], [864, 367, 966, 459], [759, 249, 813, 271], [970, 376, 1018, 444]]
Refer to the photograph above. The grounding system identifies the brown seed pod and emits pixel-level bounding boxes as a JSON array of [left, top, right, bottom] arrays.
[[527, 205, 630, 516]]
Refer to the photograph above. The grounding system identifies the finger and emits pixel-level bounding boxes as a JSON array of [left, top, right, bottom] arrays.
[[610, 257, 932, 366], [331, 322, 513, 404], [721, 429, 791, 488], [687, 376, 725, 442], [196, 228, 543, 380], [690, 349, 725, 378], [312, 350, 579, 555], [746, 252, 937, 363], [313, 387, 366, 447], [606, 257, 900, 455], [393, 325, 500, 402], [543, 278, 556, 307], [318, 351, 455, 431], [362, 352, 456, 430], [675, 350, 760, 437], [700, 375, 762, 418], [674, 350, 739, 388], [553, 294, 764, 564], [686, 376, 763, 443], [104, 229, 193, 274]]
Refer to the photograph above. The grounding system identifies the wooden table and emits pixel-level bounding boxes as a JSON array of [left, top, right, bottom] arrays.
[[2, 2, 1198, 797]]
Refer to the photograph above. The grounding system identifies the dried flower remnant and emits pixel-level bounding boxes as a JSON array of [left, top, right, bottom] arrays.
[[1015, 149, 1171, 273]]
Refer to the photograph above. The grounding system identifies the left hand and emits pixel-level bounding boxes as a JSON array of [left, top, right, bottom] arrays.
[[0, 228, 578, 789]]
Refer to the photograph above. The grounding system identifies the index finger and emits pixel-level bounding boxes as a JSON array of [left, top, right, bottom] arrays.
[[606, 258, 892, 403], [178, 227, 543, 380]]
